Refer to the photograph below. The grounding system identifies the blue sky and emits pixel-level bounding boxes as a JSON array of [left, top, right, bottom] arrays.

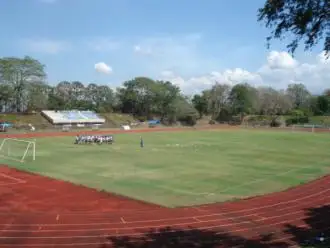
[[0, 0, 329, 94]]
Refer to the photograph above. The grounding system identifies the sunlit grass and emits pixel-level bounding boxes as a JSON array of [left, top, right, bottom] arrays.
[[1, 129, 329, 207]]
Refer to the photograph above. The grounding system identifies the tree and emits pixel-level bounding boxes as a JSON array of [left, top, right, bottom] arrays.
[[207, 83, 231, 120], [26, 82, 48, 111], [94, 85, 115, 112], [0, 84, 14, 112], [71, 81, 85, 102], [154, 81, 181, 122], [316, 95, 330, 114], [47, 88, 66, 110], [115, 77, 194, 124], [286, 83, 311, 109], [257, 87, 292, 115], [258, 0, 330, 55], [56, 81, 72, 109], [192, 93, 208, 118], [229, 83, 257, 119], [0, 56, 46, 112], [117, 77, 152, 117], [175, 96, 198, 126]]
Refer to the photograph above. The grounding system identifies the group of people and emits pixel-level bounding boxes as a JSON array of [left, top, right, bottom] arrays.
[[74, 135, 114, 145]]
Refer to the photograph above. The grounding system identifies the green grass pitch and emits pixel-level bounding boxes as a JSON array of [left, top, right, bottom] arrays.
[[1, 129, 330, 207]]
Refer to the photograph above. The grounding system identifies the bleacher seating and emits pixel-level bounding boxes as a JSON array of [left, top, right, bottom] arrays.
[[41, 110, 105, 125], [80, 111, 100, 119]]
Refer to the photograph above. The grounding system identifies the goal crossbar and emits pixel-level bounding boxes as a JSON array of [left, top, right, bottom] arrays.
[[0, 138, 36, 162]]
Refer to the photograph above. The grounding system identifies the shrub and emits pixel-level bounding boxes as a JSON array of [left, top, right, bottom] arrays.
[[270, 119, 281, 127], [136, 116, 147, 122], [285, 116, 309, 126], [216, 109, 232, 122]]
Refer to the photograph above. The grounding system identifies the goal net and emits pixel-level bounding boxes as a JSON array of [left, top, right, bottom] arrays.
[[0, 138, 36, 162]]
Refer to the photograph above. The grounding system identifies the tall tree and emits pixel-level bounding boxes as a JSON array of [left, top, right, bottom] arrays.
[[47, 87, 66, 110], [95, 85, 115, 112], [286, 83, 311, 109], [71, 81, 85, 101], [0, 84, 14, 112], [154, 81, 180, 120], [56, 81, 72, 109], [0, 56, 46, 112], [192, 93, 208, 118], [207, 83, 231, 119], [26, 82, 48, 111], [257, 87, 292, 115], [229, 83, 257, 119], [316, 95, 330, 114], [258, 0, 330, 55]]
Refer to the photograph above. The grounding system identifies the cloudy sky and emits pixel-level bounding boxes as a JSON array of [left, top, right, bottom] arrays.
[[0, 0, 329, 94]]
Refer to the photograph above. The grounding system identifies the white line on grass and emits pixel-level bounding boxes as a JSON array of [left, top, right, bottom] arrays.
[[156, 184, 211, 196]]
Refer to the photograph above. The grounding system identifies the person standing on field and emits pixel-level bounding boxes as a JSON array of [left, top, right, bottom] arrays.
[[140, 136, 144, 148]]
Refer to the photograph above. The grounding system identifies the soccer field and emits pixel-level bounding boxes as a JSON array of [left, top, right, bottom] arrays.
[[1, 129, 330, 207]]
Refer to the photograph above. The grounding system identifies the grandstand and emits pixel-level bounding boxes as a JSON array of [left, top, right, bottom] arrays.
[[41, 110, 106, 125]]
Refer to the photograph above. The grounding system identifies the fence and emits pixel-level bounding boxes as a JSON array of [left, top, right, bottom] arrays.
[[291, 124, 330, 133], [241, 123, 330, 134]]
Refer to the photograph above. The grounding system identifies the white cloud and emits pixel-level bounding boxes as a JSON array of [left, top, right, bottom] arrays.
[[23, 39, 69, 54], [266, 51, 298, 69], [159, 50, 330, 94], [160, 69, 262, 94], [94, 62, 113, 74]]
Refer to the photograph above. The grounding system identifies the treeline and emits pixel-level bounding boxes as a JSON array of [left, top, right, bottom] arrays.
[[192, 83, 330, 125], [1, 56, 330, 126], [0, 56, 196, 125]]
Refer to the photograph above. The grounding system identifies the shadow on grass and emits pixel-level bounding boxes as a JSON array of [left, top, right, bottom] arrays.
[[284, 204, 330, 247]]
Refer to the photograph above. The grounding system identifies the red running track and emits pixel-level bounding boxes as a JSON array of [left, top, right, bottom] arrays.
[[0, 127, 329, 247]]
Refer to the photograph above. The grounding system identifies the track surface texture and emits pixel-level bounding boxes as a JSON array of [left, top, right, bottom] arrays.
[[0, 126, 329, 248]]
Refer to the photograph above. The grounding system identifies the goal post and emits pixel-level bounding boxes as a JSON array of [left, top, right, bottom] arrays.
[[0, 138, 36, 162]]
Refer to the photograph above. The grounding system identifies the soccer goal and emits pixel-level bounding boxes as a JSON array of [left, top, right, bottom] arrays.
[[0, 138, 36, 162]]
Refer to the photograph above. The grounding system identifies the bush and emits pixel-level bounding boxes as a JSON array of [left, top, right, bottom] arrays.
[[216, 109, 232, 122], [270, 119, 281, 127], [285, 116, 309, 126], [136, 116, 147, 122]]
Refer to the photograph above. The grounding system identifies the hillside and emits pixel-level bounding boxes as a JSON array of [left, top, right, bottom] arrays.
[[0, 112, 138, 130], [1, 112, 329, 130], [0, 113, 53, 129], [309, 116, 330, 125], [99, 113, 137, 127]]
